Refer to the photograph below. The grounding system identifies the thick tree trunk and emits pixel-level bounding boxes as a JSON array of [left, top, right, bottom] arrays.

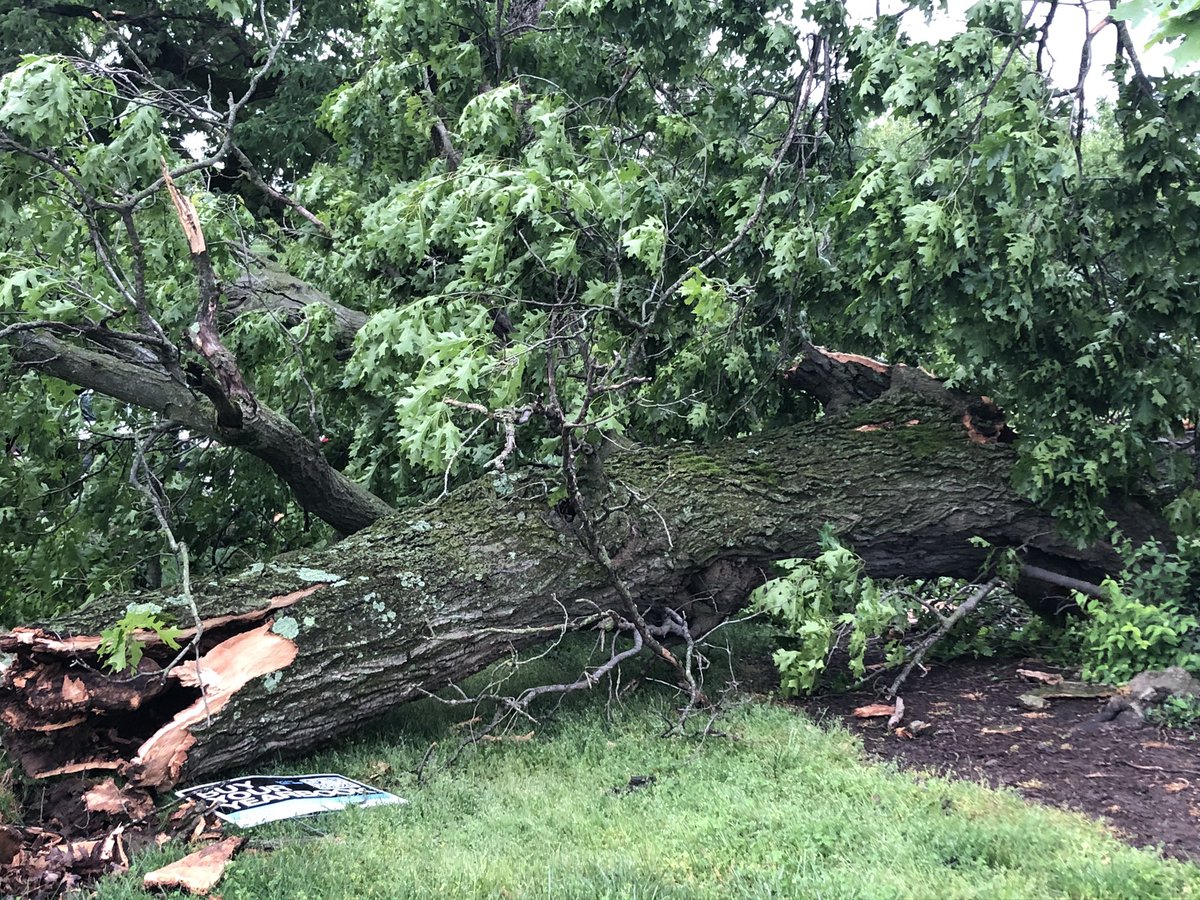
[[0, 390, 1114, 790]]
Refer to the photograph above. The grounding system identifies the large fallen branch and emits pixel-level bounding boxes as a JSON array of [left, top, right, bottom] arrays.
[[0, 381, 1116, 791]]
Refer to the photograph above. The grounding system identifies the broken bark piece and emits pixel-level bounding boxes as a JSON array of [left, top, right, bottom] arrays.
[[83, 779, 155, 821], [1026, 682, 1114, 700], [853, 703, 896, 719], [1016, 668, 1063, 685], [34, 760, 124, 779], [143, 835, 244, 895]]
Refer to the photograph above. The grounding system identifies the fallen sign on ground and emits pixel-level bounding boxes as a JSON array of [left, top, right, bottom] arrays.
[[177, 774, 405, 828]]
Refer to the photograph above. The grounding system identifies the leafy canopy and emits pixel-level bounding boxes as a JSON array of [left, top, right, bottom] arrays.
[[2, 0, 1200, 622]]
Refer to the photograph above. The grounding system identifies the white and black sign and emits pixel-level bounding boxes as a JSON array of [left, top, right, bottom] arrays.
[[177, 774, 405, 828]]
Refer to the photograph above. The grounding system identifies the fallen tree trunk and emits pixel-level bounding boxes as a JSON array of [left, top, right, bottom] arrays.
[[0, 385, 1114, 790]]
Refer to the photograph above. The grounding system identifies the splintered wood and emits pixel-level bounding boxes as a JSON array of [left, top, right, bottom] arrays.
[[0, 586, 321, 789], [133, 621, 299, 788], [143, 836, 245, 895]]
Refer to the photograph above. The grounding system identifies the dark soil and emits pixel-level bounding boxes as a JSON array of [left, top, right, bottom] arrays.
[[797, 659, 1200, 861]]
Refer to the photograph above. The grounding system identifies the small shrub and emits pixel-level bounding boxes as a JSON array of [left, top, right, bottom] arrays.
[[751, 527, 907, 695], [1145, 694, 1200, 730], [1071, 536, 1200, 683]]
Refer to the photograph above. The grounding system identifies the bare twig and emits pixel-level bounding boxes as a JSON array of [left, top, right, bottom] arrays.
[[128, 431, 209, 720], [887, 578, 1000, 697]]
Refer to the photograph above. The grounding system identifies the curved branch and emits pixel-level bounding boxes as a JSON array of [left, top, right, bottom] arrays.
[[6, 331, 393, 534]]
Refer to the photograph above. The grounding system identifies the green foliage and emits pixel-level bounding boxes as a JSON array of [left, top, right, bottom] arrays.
[[1146, 692, 1200, 729], [1114, 0, 1200, 68], [290, 0, 837, 500], [751, 528, 907, 695], [96, 602, 182, 674], [930, 591, 1061, 662], [1071, 536, 1200, 682], [4, 0, 1200, 646], [835, 4, 1200, 538]]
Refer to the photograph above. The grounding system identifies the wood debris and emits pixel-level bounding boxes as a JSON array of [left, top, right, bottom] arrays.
[[83, 779, 155, 821], [1016, 669, 1064, 685], [143, 836, 245, 895], [886, 697, 905, 730], [852, 703, 895, 719]]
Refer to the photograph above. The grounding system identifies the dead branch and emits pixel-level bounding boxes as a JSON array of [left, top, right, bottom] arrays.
[[888, 578, 1000, 698]]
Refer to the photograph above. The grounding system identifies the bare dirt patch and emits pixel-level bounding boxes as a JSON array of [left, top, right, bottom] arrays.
[[798, 659, 1200, 861]]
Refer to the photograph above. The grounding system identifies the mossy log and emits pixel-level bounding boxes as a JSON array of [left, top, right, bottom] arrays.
[[0, 388, 1115, 790]]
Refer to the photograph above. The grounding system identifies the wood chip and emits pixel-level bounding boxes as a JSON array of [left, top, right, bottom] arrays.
[[83, 779, 155, 821], [852, 703, 895, 719], [1165, 780, 1191, 794], [1020, 712, 1051, 719], [60, 675, 89, 704], [169, 800, 198, 824], [980, 724, 1023, 735], [143, 836, 244, 895], [887, 697, 905, 730], [1016, 668, 1064, 685]]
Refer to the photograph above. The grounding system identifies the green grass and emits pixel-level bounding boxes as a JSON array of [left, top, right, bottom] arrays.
[[92, 642, 1199, 900]]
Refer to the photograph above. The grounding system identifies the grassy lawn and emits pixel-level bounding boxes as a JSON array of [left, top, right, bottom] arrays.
[[89, 641, 1200, 900]]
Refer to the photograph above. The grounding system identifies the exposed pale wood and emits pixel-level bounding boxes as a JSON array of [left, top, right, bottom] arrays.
[[132, 622, 300, 787], [142, 836, 244, 895]]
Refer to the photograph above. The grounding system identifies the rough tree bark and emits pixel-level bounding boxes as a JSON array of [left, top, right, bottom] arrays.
[[0, 370, 1119, 792]]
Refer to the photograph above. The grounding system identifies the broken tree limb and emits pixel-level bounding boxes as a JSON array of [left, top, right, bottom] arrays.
[[887, 578, 1001, 698], [1018, 563, 1106, 600], [7, 331, 393, 534], [0, 391, 1118, 790], [784, 343, 1016, 445], [221, 260, 368, 348]]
